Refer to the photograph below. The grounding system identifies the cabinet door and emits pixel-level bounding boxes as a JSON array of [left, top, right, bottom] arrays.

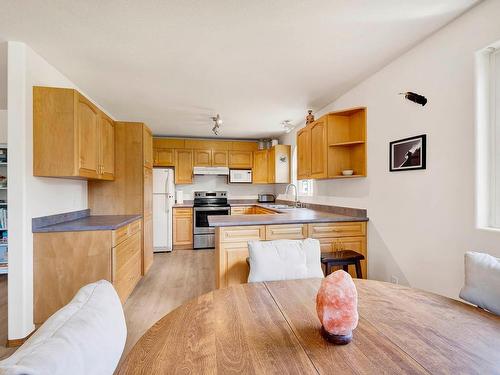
[[194, 149, 212, 166], [224, 242, 250, 287], [98, 112, 115, 180], [212, 150, 228, 166], [333, 236, 367, 279], [155, 148, 175, 166], [253, 150, 269, 184], [173, 208, 193, 249], [112, 231, 142, 303], [143, 167, 153, 216], [143, 127, 153, 169], [297, 126, 311, 180], [228, 151, 253, 169], [143, 214, 153, 275], [175, 149, 193, 184], [310, 119, 328, 179], [77, 94, 100, 179]]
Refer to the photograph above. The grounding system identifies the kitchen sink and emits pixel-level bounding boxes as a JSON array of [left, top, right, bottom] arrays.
[[265, 204, 296, 210]]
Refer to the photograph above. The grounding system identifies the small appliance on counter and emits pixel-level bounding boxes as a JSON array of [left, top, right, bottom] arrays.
[[176, 190, 184, 204], [258, 193, 275, 203], [229, 169, 252, 183]]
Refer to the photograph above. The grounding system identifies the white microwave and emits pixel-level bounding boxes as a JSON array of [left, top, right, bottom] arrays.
[[229, 169, 252, 183]]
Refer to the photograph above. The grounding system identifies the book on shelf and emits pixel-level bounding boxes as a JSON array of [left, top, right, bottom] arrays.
[[0, 208, 7, 229]]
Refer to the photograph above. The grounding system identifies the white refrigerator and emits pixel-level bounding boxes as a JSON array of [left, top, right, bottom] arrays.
[[153, 168, 175, 252]]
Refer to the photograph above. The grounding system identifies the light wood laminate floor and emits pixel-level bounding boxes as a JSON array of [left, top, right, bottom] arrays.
[[122, 250, 215, 357], [0, 250, 215, 362]]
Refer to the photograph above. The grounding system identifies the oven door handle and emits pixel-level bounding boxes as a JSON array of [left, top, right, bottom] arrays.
[[193, 207, 231, 212]]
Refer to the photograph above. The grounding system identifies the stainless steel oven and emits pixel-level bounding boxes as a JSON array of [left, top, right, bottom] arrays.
[[193, 191, 230, 249]]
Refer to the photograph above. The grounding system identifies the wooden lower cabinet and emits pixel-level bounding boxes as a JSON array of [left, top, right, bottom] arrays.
[[308, 222, 367, 279], [34, 219, 142, 324], [265, 224, 307, 240], [112, 230, 142, 303], [173, 208, 193, 249], [143, 214, 153, 274], [215, 221, 367, 289]]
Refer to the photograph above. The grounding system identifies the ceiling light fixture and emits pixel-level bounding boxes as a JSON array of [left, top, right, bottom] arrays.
[[281, 120, 295, 133], [211, 114, 222, 135]]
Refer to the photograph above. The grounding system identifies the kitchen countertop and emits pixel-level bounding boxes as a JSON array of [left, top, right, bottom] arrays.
[[173, 199, 258, 208], [32, 209, 142, 233], [209, 204, 368, 227]]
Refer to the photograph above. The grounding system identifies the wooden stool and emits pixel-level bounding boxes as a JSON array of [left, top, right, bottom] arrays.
[[321, 250, 365, 278]]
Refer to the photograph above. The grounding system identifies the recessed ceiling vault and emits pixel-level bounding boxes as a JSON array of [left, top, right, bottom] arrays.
[[0, 0, 478, 137]]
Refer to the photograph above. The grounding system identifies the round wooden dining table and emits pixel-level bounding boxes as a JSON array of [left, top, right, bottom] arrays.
[[117, 279, 500, 374]]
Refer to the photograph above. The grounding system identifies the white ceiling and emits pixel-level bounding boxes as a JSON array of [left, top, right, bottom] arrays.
[[0, 41, 7, 110], [0, 0, 478, 138]]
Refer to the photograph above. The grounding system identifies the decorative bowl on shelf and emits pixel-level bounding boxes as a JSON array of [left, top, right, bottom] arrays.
[[342, 170, 354, 176]]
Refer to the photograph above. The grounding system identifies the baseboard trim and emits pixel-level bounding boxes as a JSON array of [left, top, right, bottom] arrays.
[[6, 330, 35, 348]]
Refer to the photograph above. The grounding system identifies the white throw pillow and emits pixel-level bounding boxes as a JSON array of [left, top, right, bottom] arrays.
[[0, 280, 127, 375], [248, 238, 324, 283], [459, 251, 500, 316]]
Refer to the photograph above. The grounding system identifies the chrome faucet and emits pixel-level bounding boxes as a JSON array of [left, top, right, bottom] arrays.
[[285, 183, 300, 207]]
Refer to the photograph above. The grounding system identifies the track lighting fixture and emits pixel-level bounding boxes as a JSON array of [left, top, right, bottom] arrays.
[[211, 114, 222, 135]]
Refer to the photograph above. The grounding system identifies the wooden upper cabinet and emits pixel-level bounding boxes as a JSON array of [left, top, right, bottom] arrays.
[[175, 149, 193, 184], [155, 149, 175, 167], [212, 150, 228, 166], [253, 150, 269, 184], [77, 94, 100, 179], [33, 86, 115, 180], [143, 127, 153, 169], [228, 151, 253, 169], [268, 145, 291, 184], [297, 126, 311, 180], [310, 118, 328, 179], [98, 112, 115, 180], [194, 149, 212, 167]]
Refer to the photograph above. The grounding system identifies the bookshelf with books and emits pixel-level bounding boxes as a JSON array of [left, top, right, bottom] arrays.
[[0, 145, 7, 275]]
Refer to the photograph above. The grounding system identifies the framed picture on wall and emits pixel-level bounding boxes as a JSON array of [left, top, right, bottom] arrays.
[[389, 134, 426, 171]]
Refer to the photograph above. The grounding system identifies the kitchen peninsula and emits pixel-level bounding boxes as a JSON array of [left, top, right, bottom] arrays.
[[209, 203, 368, 288]]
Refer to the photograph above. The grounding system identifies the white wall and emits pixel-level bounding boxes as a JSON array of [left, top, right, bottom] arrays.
[[175, 175, 277, 200], [0, 110, 6, 144], [279, 0, 500, 299], [7, 42, 112, 340]]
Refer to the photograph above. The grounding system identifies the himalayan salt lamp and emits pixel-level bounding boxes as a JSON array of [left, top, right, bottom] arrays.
[[316, 270, 359, 345]]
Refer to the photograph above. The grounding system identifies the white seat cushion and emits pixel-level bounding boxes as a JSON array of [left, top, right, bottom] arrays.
[[0, 280, 127, 375], [247, 238, 324, 283], [459, 251, 500, 316]]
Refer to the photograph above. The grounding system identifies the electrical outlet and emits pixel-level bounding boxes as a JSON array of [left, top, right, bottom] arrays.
[[390, 276, 399, 284]]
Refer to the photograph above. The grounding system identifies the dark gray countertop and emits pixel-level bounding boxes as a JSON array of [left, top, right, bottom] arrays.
[[32, 210, 142, 233], [209, 204, 368, 227]]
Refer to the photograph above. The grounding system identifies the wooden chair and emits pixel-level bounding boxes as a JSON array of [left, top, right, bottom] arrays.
[[321, 250, 365, 278]]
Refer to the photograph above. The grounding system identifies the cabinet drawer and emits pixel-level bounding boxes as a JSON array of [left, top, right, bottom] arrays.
[[113, 231, 142, 303], [112, 219, 142, 247], [265, 224, 307, 240], [308, 222, 366, 238], [113, 231, 141, 273], [173, 207, 193, 217], [113, 250, 141, 304], [219, 226, 265, 243]]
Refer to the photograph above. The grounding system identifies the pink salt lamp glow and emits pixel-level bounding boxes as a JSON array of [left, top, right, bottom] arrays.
[[316, 270, 359, 344]]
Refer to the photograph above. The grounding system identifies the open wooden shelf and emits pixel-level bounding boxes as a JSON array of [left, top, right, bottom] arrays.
[[329, 174, 365, 179], [329, 141, 365, 147]]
